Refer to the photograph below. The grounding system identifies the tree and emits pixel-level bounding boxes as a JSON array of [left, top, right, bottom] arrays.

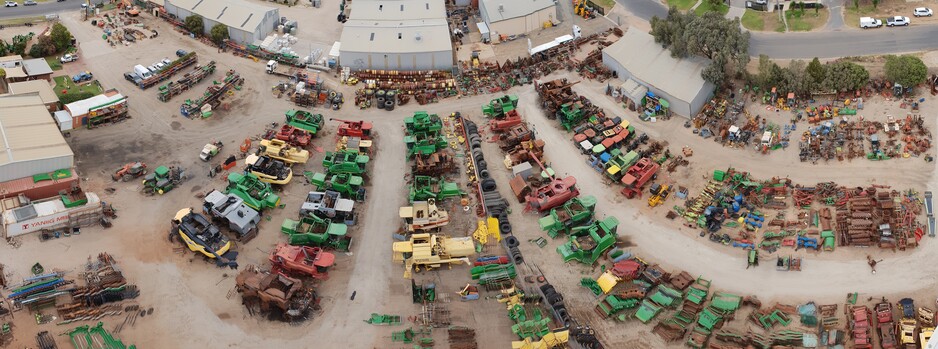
[[651, 10, 750, 86], [883, 55, 927, 87], [825, 61, 868, 92], [707, 0, 722, 6], [209, 23, 229, 45], [28, 36, 56, 58], [853, 0, 858, 9], [0, 68, 6, 80], [805, 57, 826, 89], [871, 0, 879, 8], [50, 23, 72, 52], [184, 15, 204, 34]]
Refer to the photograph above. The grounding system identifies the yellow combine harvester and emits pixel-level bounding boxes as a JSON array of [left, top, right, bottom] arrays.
[[259, 139, 310, 165], [392, 233, 474, 278]]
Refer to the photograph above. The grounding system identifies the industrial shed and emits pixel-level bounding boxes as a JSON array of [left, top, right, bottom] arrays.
[[162, 0, 279, 45], [601, 29, 715, 118], [8, 80, 61, 111], [0, 95, 74, 183], [480, 0, 557, 38], [339, 0, 454, 71]]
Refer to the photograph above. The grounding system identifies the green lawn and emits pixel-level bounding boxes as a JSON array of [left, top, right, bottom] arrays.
[[591, 0, 616, 10], [665, 0, 698, 11], [694, 1, 729, 15], [53, 75, 103, 99], [741, 9, 764, 30], [44, 56, 62, 71], [785, 8, 829, 31]]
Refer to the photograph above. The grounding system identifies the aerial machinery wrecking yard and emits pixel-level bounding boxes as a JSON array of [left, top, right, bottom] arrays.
[[0, 0, 938, 348]]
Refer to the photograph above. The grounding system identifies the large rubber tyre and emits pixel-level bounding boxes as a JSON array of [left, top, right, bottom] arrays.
[[505, 236, 520, 248], [476, 160, 487, 169], [479, 169, 490, 179], [500, 221, 512, 234], [481, 178, 497, 192]]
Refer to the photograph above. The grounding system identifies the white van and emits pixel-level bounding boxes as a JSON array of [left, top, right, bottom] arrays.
[[134, 65, 153, 79], [860, 17, 883, 28]]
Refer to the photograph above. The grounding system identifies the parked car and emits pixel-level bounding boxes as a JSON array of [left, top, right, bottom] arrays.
[[59, 53, 78, 63], [57, 0, 66, 2], [887, 16, 910, 26], [175, 49, 187, 57], [859, 17, 883, 28], [161, 58, 172, 66], [4, 1, 18, 7], [123, 72, 141, 84], [72, 71, 93, 83], [914, 7, 932, 17], [23, 0, 35, 5]]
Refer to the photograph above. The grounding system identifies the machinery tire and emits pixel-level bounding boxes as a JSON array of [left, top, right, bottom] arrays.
[[488, 207, 503, 217], [476, 160, 487, 169], [377, 96, 385, 104], [481, 178, 497, 192], [386, 102, 394, 111], [548, 293, 564, 305], [509, 246, 524, 264], [540, 284, 555, 294], [500, 221, 512, 234], [478, 169, 490, 179], [470, 142, 482, 150], [505, 236, 520, 248], [499, 212, 509, 223]]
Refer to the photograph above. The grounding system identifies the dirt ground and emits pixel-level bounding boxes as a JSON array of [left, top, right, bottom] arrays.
[[845, 0, 938, 29], [1, 3, 938, 349]]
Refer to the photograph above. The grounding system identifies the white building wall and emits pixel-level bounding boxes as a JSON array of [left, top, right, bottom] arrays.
[[601, 50, 697, 118], [340, 50, 453, 71], [485, 5, 557, 37], [0, 155, 74, 182]]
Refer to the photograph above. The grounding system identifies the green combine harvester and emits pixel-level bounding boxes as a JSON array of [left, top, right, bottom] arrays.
[[404, 111, 443, 135], [408, 176, 464, 203], [322, 150, 370, 176], [482, 95, 519, 117], [285, 109, 325, 135], [557, 216, 619, 265], [538, 195, 597, 238], [281, 215, 351, 251], [225, 172, 281, 211]]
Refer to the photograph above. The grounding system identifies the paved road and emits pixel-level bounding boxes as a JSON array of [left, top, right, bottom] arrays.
[[617, 0, 938, 58], [0, 0, 83, 19]]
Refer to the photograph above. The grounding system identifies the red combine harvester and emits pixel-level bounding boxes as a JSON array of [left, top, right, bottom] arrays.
[[875, 301, 897, 349], [489, 109, 523, 132], [331, 118, 373, 140], [525, 154, 579, 212], [274, 125, 312, 147], [620, 158, 660, 198], [269, 243, 336, 280]]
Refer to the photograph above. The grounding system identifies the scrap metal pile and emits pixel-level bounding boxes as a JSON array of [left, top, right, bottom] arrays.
[[351, 70, 456, 107], [799, 114, 931, 163], [234, 265, 321, 322], [535, 80, 681, 200], [679, 169, 926, 255], [690, 97, 792, 154], [58, 253, 140, 323], [457, 29, 619, 97], [179, 70, 244, 118]]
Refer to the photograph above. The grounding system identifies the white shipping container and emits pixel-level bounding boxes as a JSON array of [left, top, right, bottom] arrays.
[[2, 192, 100, 237]]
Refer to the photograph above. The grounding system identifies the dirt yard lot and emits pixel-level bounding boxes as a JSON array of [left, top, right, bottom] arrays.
[[1, 4, 937, 349]]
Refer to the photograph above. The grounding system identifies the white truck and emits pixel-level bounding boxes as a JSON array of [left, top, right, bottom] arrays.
[[199, 141, 223, 161], [860, 17, 883, 28]]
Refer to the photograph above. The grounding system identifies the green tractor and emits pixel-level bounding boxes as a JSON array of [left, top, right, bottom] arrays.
[[557, 102, 586, 130], [281, 215, 351, 251], [142, 165, 186, 195], [285, 109, 324, 135], [408, 176, 464, 203], [225, 172, 281, 211], [538, 195, 597, 238], [404, 111, 443, 135], [482, 95, 519, 118], [604, 151, 639, 182], [557, 216, 619, 265]]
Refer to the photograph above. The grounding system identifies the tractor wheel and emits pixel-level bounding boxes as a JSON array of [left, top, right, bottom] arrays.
[[158, 189, 164, 195], [481, 178, 496, 192], [504, 236, 520, 248], [476, 160, 486, 169], [500, 222, 512, 234], [122, 174, 131, 182], [478, 169, 489, 179]]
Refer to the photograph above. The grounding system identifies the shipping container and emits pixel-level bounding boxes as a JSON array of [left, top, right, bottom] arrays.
[[2, 192, 101, 237], [0, 171, 80, 201]]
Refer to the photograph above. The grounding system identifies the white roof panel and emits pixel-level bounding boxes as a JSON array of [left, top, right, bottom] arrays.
[[603, 29, 712, 103], [481, 0, 555, 22]]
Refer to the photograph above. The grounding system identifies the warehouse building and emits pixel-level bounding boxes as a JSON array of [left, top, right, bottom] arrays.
[[480, 0, 558, 38], [21, 58, 53, 82], [601, 29, 715, 118], [339, 0, 454, 71], [0, 95, 74, 183], [8, 80, 61, 111], [162, 0, 279, 45]]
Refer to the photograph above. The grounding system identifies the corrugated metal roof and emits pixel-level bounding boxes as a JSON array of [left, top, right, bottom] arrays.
[[63, 93, 126, 117], [0, 55, 22, 63], [603, 29, 712, 104], [340, 19, 452, 54], [8, 80, 59, 105], [481, 0, 555, 22], [350, 0, 446, 21], [165, 0, 276, 32], [340, 0, 452, 54], [21, 58, 52, 76], [0, 95, 73, 167], [3, 66, 27, 78]]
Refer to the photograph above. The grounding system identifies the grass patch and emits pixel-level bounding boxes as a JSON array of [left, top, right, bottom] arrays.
[[785, 7, 829, 31], [0, 16, 45, 26], [591, 0, 616, 10], [666, 0, 698, 11], [844, 6, 877, 28], [741, 9, 765, 30], [694, 1, 729, 15], [44, 56, 62, 71], [53, 75, 103, 99]]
